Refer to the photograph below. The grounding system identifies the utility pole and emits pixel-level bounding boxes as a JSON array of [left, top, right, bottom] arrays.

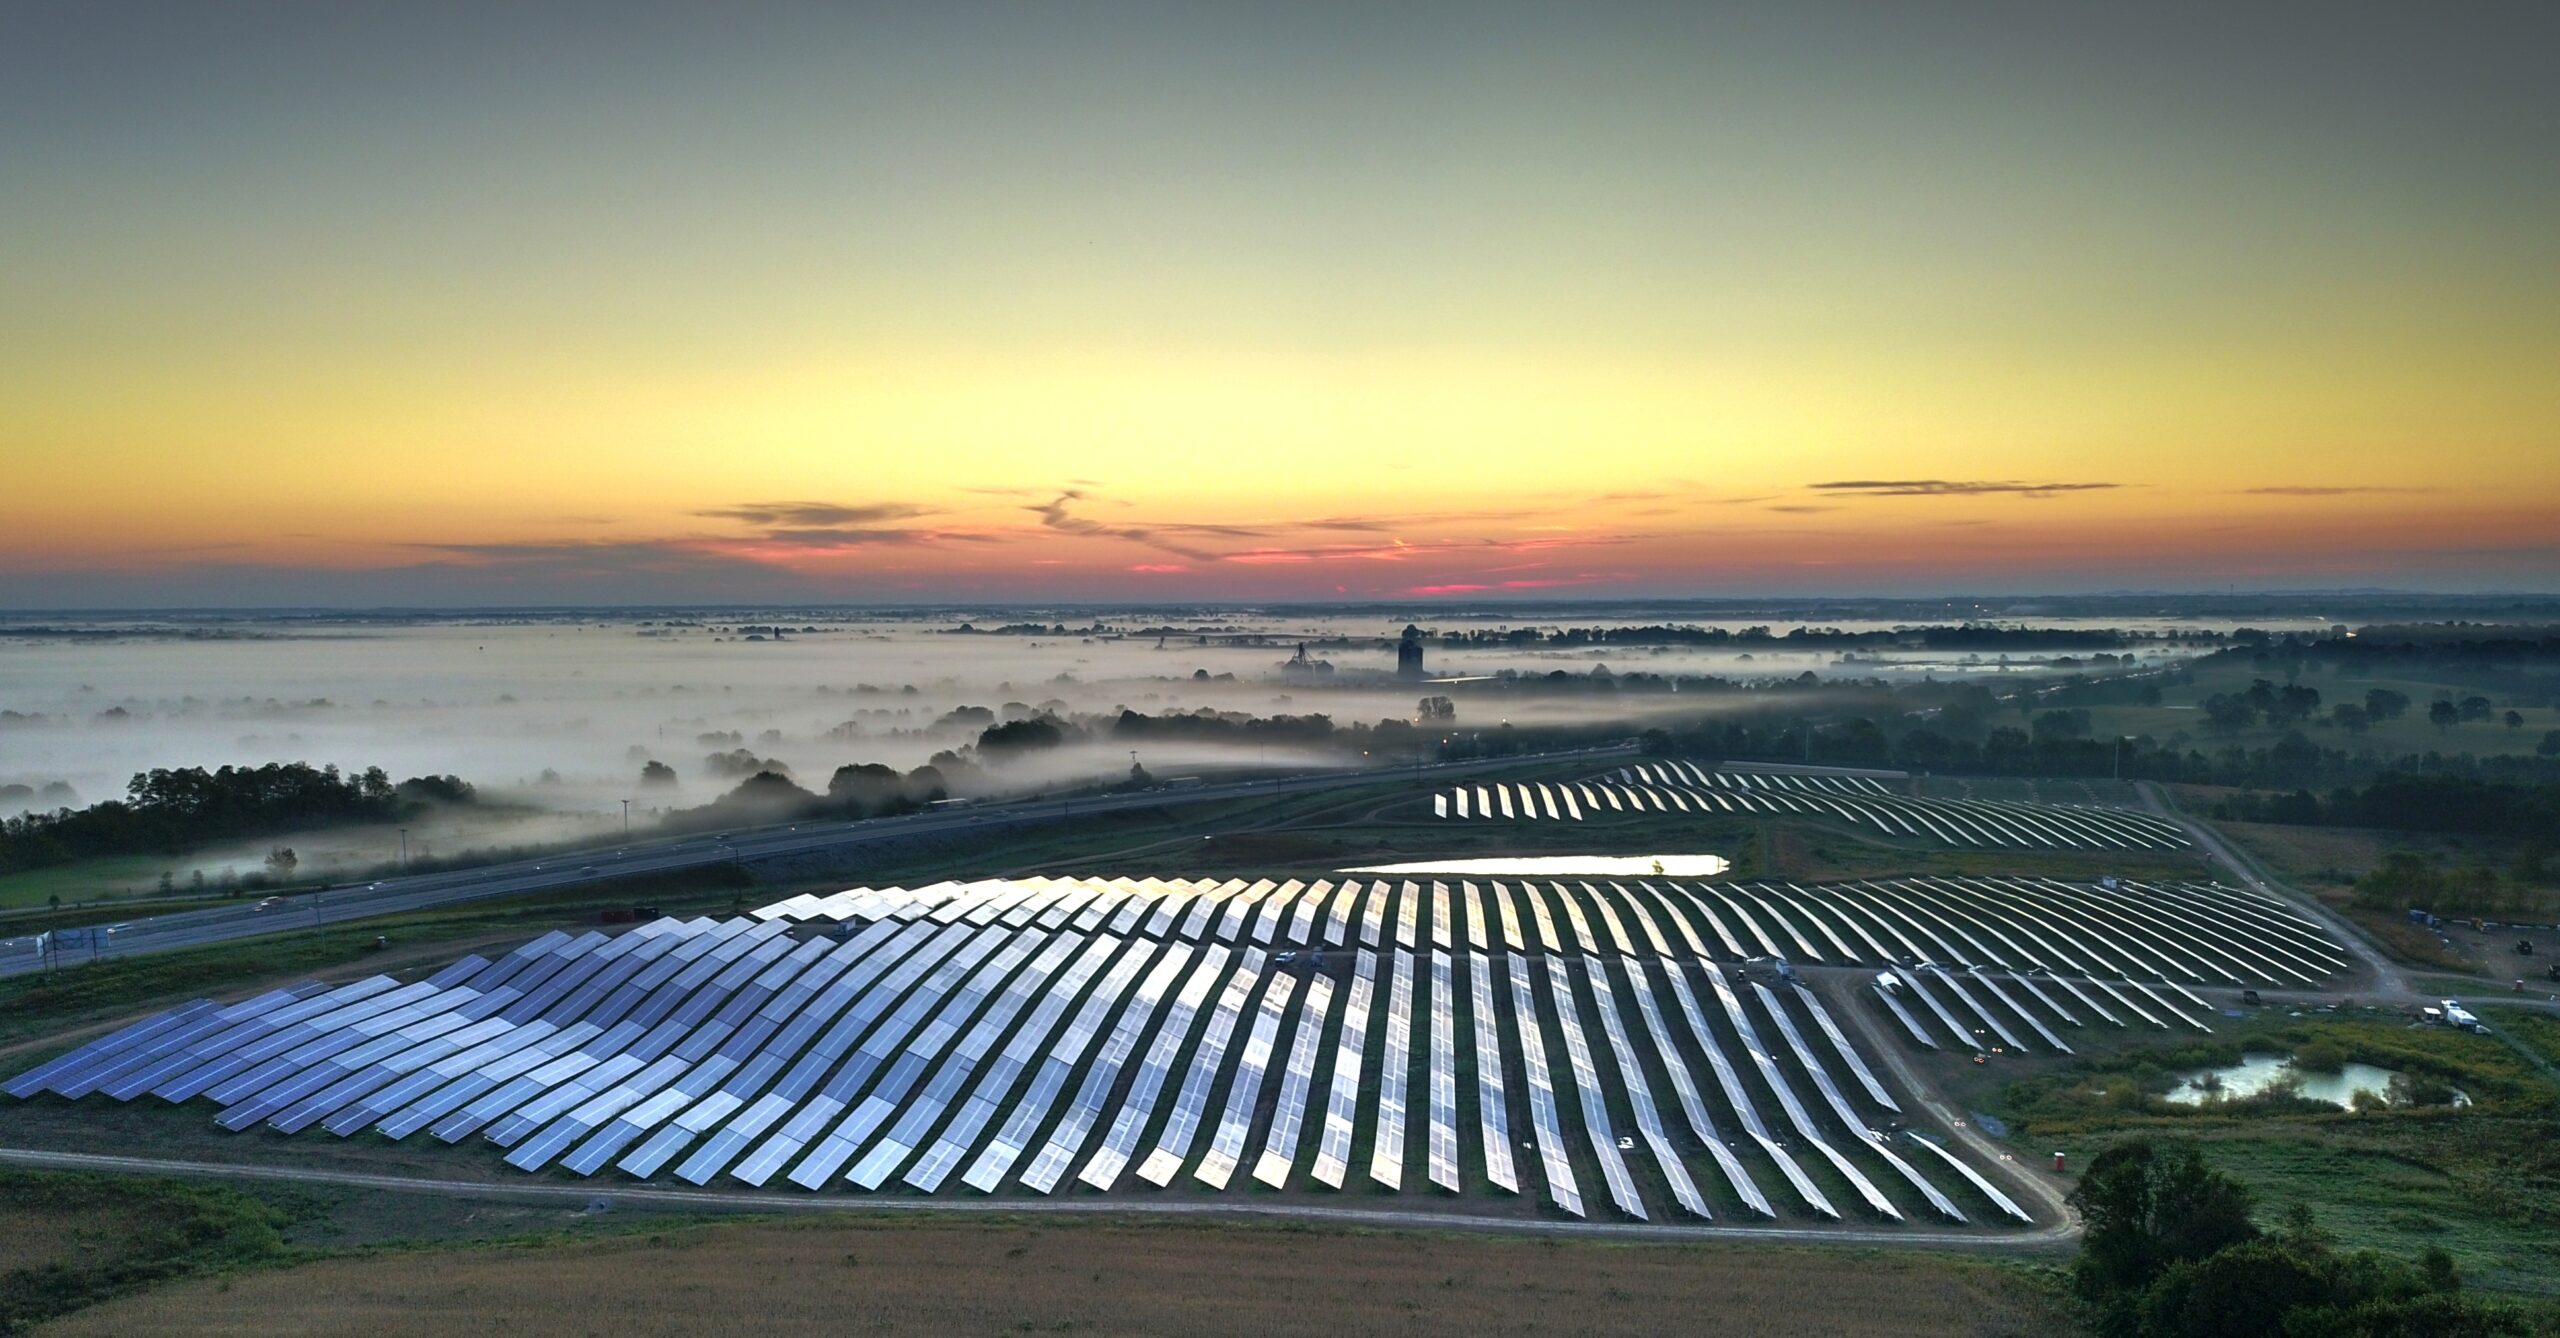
[[398, 827, 409, 871], [622, 798, 631, 836]]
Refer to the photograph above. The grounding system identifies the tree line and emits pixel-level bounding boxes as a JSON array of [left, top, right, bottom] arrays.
[[2206, 774, 2560, 841], [2068, 1140, 2534, 1337], [0, 763, 477, 875], [652, 761, 951, 836]]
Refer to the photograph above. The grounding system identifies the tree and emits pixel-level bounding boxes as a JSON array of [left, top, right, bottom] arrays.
[[1415, 696, 1456, 723], [2540, 729, 2560, 758], [2363, 688, 2411, 721], [826, 762, 904, 814], [975, 717, 1065, 761], [2033, 708, 2094, 742], [2330, 703, 2370, 734], [2068, 1140, 2259, 1316], [2203, 695, 2258, 737], [2138, 1240, 2331, 1338], [263, 846, 298, 882], [2428, 700, 2460, 732], [394, 774, 475, 805], [935, 705, 995, 731], [2502, 710, 2524, 730], [704, 749, 787, 779], [2353, 849, 2442, 911], [639, 760, 678, 788]]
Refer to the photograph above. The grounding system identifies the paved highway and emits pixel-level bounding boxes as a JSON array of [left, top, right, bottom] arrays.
[[1, 743, 1634, 977]]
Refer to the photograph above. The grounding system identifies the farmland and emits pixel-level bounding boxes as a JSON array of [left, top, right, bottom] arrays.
[[39, 1214, 2063, 1338]]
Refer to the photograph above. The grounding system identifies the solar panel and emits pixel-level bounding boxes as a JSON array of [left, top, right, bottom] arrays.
[[1463, 951, 1518, 1195], [1194, 972, 1301, 1189], [1541, 957, 1646, 1219], [1309, 947, 1377, 1189], [957, 938, 1182, 1193], [1580, 957, 1706, 1218], [1016, 943, 1218, 1194], [897, 932, 1141, 1192], [20, 865, 2299, 1229], [1700, 962, 1898, 1220], [1364, 949, 1415, 1190], [1503, 954, 1583, 1218], [1423, 949, 1460, 1192], [781, 926, 1051, 1187], [1127, 951, 1267, 1188], [1250, 972, 1337, 1189]]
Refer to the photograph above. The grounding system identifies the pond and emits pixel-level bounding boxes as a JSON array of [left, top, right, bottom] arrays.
[[1336, 855, 1732, 877], [2164, 1052, 2468, 1109]]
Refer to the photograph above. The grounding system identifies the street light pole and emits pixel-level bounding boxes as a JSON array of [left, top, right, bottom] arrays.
[[622, 798, 631, 836], [398, 827, 409, 871]]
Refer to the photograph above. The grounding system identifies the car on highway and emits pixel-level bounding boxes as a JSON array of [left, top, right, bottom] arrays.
[[255, 896, 287, 911]]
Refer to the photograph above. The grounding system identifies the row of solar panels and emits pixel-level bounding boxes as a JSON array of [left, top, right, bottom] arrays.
[[1432, 763, 2191, 851], [7, 912, 2028, 1225], [757, 874, 2343, 993]]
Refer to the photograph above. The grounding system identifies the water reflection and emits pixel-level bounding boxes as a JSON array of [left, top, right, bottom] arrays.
[[2166, 1052, 2468, 1109]]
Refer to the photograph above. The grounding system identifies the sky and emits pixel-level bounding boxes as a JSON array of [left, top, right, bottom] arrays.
[[3, 2, 2556, 606]]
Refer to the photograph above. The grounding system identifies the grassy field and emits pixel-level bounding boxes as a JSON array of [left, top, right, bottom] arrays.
[[1943, 1012, 2560, 1293], [0, 1169, 299, 1333], [37, 1215, 2066, 1338], [2197, 814, 2556, 976], [0, 855, 175, 914], [2075, 660, 2560, 758]]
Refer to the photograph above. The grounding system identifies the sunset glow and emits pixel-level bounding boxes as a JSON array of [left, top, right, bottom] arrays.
[[4, 4, 2554, 605]]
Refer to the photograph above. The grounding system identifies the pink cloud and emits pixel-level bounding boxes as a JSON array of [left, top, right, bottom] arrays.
[[1128, 563, 1189, 573], [1401, 573, 1624, 596]]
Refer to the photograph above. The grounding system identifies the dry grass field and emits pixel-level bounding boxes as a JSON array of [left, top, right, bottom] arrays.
[[0, 1199, 133, 1276], [46, 1217, 2060, 1338]]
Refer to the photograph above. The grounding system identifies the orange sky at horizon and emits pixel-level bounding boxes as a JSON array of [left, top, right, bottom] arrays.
[[4, 4, 2554, 604]]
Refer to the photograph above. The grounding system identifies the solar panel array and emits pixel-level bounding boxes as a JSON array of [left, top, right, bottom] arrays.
[[7, 873, 2328, 1227], [1436, 763, 2191, 851]]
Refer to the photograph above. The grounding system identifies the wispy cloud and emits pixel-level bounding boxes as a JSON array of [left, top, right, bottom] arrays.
[[1029, 490, 1567, 561], [1765, 504, 1839, 514], [694, 500, 934, 526], [1809, 479, 2120, 498], [1027, 490, 1221, 561], [750, 527, 986, 549], [1221, 535, 1625, 566]]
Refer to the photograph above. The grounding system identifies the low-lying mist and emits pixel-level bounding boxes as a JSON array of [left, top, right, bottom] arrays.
[[0, 609, 2225, 833]]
